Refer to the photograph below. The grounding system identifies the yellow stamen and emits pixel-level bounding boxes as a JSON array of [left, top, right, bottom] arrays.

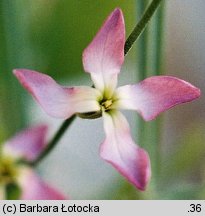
[[101, 99, 113, 110]]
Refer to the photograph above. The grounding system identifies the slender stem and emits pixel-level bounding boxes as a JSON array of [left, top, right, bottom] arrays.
[[136, 0, 148, 82], [30, 1, 164, 167], [144, 0, 165, 186], [0, 1, 27, 137], [136, 0, 148, 149], [124, 0, 163, 55], [136, 1, 165, 198], [30, 115, 76, 167], [155, 1, 165, 76], [154, 1, 165, 186]]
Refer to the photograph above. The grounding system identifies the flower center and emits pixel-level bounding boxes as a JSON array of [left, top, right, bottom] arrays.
[[0, 157, 19, 185], [77, 92, 118, 119], [100, 99, 113, 111]]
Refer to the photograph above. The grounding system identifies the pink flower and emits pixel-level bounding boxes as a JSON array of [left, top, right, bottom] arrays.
[[13, 8, 200, 190], [0, 125, 66, 200]]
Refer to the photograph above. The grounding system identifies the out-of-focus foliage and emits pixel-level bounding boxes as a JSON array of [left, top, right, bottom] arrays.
[[159, 124, 205, 199]]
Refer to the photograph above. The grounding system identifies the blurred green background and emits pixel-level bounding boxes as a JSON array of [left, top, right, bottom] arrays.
[[0, 0, 204, 199]]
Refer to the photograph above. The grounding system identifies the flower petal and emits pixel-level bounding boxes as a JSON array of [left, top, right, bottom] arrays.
[[100, 111, 151, 190], [83, 8, 125, 95], [18, 168, 66, 200], [115, 76, 200, 121], [13, 69, 101, 118], [3, 125, 48, 161]]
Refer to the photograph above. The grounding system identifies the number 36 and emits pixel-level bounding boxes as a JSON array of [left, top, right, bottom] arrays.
[[189, 204, 201, 212]]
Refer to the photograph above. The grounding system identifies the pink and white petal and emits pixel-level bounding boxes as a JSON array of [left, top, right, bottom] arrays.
[[13, 69, 101, 119], [115, 76, 201, 121], [18, 168, 67, 200], [83, 8, 125, 95], [3, 125, 48, 161], [100, 111, 151, 190]]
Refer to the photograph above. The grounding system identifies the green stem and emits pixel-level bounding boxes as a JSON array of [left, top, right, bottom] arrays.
[[124, 0, 163, 55], [30, 115, 76, 167], [30, 1, 164, 167], [136, 0, 148, 82], [0, 1, 28, 137], [136, 1, 165, 198], [153, 1, 165, 186], [136, 0, 149, 149]]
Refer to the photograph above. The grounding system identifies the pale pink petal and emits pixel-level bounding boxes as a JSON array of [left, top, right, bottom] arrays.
[[100, 111, 151, 190], [115, 76, 200, 121], [3, 125, 48, 161], [18, 168, 67, 200], [13, 69, 101, 118], [83, 8, 125, 95]]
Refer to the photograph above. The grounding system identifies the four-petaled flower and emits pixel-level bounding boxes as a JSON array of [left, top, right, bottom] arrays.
[[0, 125, 66, 199], [14, 8, 200, 190]]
